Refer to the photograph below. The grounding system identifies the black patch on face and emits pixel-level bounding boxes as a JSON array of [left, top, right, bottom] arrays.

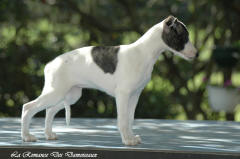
[[162, 15, 189, 51], [91, 46, 120, 74]]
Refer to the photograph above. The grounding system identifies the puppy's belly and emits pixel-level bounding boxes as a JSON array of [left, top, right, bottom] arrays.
[[76, 82, 116, 97], [74, 75, 117, 97]]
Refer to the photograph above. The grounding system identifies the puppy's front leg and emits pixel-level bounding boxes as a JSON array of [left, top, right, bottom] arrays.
[[116, 91, 141, 146]]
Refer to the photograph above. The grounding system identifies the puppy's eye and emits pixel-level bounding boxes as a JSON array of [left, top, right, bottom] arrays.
[[166, 21, 172, 26]]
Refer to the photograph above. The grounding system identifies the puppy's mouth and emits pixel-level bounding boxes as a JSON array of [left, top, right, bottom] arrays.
[[187, 55, 195, 60], [181, 54, 196, 61], [180, 41, 198, 60], [182, 51, 198, 60]]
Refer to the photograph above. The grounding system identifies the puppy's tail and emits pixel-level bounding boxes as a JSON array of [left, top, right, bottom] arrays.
[[64, 102, 71, 126]]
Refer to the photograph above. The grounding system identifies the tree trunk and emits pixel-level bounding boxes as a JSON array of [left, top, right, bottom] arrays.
[[223, 68, 235, 121]]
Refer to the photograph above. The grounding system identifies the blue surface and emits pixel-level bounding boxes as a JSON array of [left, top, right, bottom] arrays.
[[0, 118, 240, 154]]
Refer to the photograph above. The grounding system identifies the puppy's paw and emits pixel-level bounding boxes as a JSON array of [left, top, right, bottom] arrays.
[[135, 135, 142, 143], [123, 135, 142, 146], [45, 132, 58, 140], [22, 134, 37, 142]]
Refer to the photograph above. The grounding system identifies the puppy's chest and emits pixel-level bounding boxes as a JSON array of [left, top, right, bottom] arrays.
[[132, 63, 154, 89]]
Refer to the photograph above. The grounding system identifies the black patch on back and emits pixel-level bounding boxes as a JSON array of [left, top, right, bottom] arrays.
[[162, 15, 189, 51], [91, 46, 120, 74]]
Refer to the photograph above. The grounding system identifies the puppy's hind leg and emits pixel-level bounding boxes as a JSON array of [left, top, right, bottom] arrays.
[[21, 87, 69, 142], [44, 103, 64, 140], [45, 87, 82, 140]]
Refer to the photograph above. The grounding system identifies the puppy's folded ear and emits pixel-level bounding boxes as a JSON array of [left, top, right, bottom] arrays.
[[165, 15, 176, 27], [164, 15, 177, 33]]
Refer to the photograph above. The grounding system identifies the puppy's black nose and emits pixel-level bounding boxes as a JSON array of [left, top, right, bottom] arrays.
[[195, 52, 199, 58]]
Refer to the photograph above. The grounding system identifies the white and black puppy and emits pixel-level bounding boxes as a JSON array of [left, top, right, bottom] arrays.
[[21, 15, 197, 145]]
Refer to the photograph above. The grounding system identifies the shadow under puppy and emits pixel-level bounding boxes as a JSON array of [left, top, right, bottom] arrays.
[[21, 15, 197, 146]]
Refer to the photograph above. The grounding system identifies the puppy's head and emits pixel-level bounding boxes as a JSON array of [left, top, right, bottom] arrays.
[[162, 15, 198, 60]]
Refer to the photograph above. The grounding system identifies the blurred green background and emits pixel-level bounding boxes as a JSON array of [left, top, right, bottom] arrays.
[[1, 0, 240, 121]]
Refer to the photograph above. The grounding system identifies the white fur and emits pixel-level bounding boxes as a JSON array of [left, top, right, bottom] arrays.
[[21, 20, 197, 145]]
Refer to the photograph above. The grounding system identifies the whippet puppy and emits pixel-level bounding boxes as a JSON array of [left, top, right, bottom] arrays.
[[21, 15, 197, 145]]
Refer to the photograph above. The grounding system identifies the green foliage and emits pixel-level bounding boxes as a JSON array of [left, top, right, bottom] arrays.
[[0, 0, 240, 120]]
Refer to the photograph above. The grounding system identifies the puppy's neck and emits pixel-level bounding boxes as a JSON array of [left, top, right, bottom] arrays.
[[132, 21, 166, 63]]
